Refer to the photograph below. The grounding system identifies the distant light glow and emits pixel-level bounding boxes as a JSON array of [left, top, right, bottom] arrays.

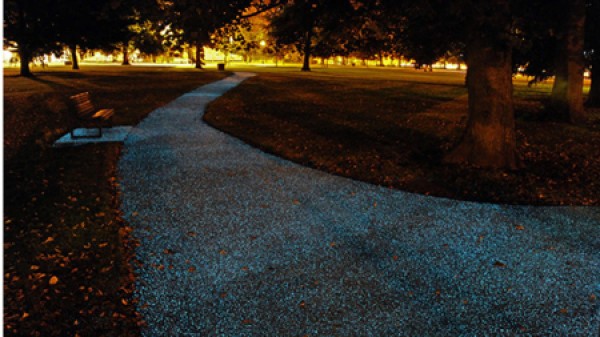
[[3, 50, 13, 62]]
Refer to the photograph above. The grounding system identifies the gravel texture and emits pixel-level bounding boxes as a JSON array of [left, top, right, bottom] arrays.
[[118, 72, 600, 336]]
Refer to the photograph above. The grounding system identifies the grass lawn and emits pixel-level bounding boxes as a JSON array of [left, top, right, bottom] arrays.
[[205, 65, 600, 205], [3, 65, 228, 336], [4, 63, 599, 336]]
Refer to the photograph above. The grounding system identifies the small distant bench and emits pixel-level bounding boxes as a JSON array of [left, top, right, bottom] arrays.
[[69, 92, 114, 138]]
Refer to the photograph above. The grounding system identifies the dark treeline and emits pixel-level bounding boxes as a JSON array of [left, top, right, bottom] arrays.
[[4, 0, 597, 169]]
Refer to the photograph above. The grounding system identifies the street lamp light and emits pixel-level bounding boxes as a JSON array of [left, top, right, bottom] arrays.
[[259, 40, 266, 64]]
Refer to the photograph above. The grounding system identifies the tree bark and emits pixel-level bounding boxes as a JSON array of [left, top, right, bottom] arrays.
[[19, 48, 33, 77], [444, 34, 519, 169], [301, 29, 313, 72], [551, 0, 586, 123], [16, 3, 32, 77], [69, 44, 79, 70], [195, 41, 204, 69]]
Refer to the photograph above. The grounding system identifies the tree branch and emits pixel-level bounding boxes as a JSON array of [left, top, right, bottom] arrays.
[[239, 1, 286, 19]]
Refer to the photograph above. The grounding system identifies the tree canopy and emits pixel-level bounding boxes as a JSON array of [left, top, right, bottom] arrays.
[[4, 0, 592, 169], [4, 0, 61, 76], [4, 0, 148, 74]]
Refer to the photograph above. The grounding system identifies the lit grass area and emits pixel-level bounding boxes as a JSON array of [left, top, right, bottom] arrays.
[[205, 66, 599, 205], [3, 66, 229, 336]]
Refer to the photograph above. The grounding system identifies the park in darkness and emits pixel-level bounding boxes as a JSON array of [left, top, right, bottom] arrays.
[[4, 0, 598, 169]]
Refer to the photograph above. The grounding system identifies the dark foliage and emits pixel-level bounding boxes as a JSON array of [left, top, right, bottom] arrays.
[[4, 0, 62, 76]]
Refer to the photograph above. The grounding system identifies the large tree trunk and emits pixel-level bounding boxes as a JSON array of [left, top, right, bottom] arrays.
[[19, 48, 33, 77], [301, 29, 313, 72], [16, 3, 32, 77], [551, 0, 586, 124], [195, 41, 204, 69], [444, 34, 519, 169], [69, 44, 79, 70]]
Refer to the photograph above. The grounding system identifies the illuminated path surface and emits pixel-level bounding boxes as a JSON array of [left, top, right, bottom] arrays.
[[118, 73, 600, 336]]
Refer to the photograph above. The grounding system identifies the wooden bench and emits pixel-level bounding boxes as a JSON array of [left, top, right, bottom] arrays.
[[69, 92, 114, 138]]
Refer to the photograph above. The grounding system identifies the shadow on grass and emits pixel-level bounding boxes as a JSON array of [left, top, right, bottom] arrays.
[[205, 71, 599, 205], [28, 75, 77, 91]]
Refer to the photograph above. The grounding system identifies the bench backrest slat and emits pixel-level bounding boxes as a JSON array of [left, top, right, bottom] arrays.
[[70, 92, 95, 117]]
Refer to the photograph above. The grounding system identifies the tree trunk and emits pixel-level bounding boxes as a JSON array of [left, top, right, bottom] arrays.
[[195, 41, 204, 69], [551, 0, 586, 124], [16, 2, 32, 77], [122, 45, 130, 65], [378, 53, 384, 67], [19, 48, 33, 77], [588, 57, 600, 106], [69, 44, 79, 70], [301, 29, 313, 72], [444, 34, 519, 169]]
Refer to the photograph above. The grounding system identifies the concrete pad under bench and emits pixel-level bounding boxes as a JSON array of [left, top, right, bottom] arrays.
[[54, 126, 133, 147]]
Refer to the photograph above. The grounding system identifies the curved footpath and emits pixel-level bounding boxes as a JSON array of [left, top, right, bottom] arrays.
[[118, 73, 599, 336]]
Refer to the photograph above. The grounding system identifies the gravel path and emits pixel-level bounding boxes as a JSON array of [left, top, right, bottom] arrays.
[[118, 73, 600, 336]]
